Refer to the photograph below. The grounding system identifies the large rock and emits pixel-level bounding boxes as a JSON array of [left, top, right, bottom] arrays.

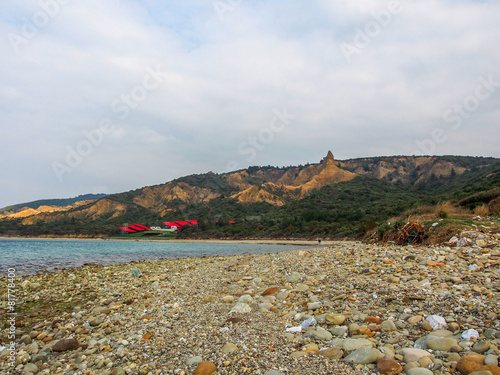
[[331, 326, 348, 337], [462, 366, 500, 375], [472, 341, 491, 354], [238, 294, 253, 303], [318, 347, 344, 360], [302, 343, 320, 354], [89, 316, 104, 326], [406, 368, 434, 375], [425, 315, 447, 330], [377, 358, 403, 375], [365, 316, 383, 324], [230, 303, 251, 314], [309, 328, 332, 341], [53, 338, 79, 352], [414, 335, 438, 349], [343, 338, 374, 352], [23, 363, 39, 373], [401, 348, 432, 363], [381, 320, 398, 332], [326, 313, 346, 325], [427, 337, 458, 352], [485, 355, 499, 367], [407, 316, 422, 324], [262, 287, 280, 296], [344, 348, 381, 364], [456, 355, 485, 374], [192, 361, 217, 375]]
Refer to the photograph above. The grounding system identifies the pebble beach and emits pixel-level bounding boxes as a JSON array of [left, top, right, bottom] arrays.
[[2, 240, 500, 375]]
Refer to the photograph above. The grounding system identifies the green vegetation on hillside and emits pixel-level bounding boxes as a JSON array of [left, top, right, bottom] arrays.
[[0, 156, 498, 239]]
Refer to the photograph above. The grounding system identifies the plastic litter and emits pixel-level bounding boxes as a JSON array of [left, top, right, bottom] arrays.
[[457, 237, 473, 247], [285, 326, 302, 333], [301, 317, 317, 330], [219, 327, 230, 332], [468, 264, 480, 272], [425, 315, 447, 330], [0, 345, 5, 351], [461, 329, 480, 340]]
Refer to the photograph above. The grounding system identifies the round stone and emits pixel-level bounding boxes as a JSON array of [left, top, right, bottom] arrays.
[[326, 313, 346, 325], [406, 368, 433, 375], [193, 361, 217, 375], [343, 338, 374, 351], [427, 338, 458, 352], [377, 358, 403, 375]]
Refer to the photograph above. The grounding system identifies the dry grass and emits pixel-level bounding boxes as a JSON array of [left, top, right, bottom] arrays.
[[434, 201, 469, 218], [474, 204, 489, 216], [395, 201, 473, 222]]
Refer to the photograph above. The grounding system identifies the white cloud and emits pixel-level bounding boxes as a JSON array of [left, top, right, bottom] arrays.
[[0, 0, 499, 207]]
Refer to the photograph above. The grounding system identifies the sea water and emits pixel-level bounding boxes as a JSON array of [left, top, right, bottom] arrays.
[[0, 239, 305, 275]]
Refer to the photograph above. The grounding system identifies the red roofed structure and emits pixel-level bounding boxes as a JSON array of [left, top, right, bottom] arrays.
[[132, 224, 151, 230], [163, 222, 182, 229], [128, 225, 147, 232]]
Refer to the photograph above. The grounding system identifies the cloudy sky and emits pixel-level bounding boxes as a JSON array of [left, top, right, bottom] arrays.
[[1, 0, 499, 208]]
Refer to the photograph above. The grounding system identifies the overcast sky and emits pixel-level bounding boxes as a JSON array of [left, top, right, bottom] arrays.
[[1, 0, 499, 208]]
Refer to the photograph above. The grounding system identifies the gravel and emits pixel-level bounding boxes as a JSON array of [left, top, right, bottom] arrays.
[[1, 239, 499, 374]]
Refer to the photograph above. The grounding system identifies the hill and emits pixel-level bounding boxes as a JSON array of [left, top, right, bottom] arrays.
[[0, 193, 107, 215], [0, 153, 498, 238]]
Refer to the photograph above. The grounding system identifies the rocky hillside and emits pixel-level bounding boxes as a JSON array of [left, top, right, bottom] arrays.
[[0, 193, 107, 218], [1, 153, 499, 236], [0, 201, 94, 220]]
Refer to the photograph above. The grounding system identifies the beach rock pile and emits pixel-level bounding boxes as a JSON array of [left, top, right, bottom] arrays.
[[1, 240, 499, 374]]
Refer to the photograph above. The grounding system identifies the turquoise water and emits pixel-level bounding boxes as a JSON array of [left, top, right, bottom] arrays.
[[0, 239, 305, 275]]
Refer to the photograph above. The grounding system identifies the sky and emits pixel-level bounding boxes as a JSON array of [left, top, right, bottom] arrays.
[[0, 0, 499, 208]]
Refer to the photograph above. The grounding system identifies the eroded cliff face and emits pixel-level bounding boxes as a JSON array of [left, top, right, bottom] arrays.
[[230, 184, 289, 206], [224, 171, 253, 190], [298, 151, 357, 194], [340, 156, 467, 184], [4, 152, 488, 224], [227, 151, 357, 204], [132, 182, 221, 216]]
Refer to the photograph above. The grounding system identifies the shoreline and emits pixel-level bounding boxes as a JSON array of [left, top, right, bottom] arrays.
[[0, 235, 348, 246], [0, 238, 350, 277]]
